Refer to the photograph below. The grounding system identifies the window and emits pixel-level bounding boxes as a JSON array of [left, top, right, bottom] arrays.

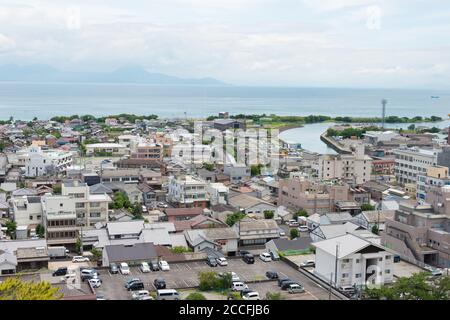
[[342, 273, 349, 278], [386, 270, 391, 274], [355, 259, 360, 263], [378, 258, 383, 261], [355, 273, 361, 278]]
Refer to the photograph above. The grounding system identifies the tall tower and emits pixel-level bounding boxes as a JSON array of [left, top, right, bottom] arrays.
[[381, 99, 387, 129]]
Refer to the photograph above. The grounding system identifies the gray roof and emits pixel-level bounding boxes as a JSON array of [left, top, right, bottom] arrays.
[[104, 242, 157, 263], [63, 180, 87, 187], [270, 237, 312, 251], [106, 220, 145, 236], [0, 239, 47, 254], [89, 183, 113, 195], [239, 218, 278, 231]]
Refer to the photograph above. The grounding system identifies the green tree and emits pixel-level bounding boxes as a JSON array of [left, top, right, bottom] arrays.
[[371, 224, 379, 235], [226, 212, 246, 226], [52, 185, 62, 195], [294, 209, 308, 220], [90, 248, 102, 262], [250, 164, 262, 176], [185, 292, 207, 300], [75, 238, 82, 254], [170, 246, 192, 254], [0, 278, 63, 300], [202, 162, 214, 171], [264, 210, 274, 219], [198, 272, 232, 292], [361, 203, 375, 211], [36, 224, 45, 238], [407, 124, 416, 131], [290, 228, 299, 239], [5, 220, 17, 239], [111, 192, 132, 209]]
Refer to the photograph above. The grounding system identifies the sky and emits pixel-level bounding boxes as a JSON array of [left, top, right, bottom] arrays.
[[0, 0, 449, 88]]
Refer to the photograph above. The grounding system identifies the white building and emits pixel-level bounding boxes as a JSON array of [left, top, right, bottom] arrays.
[[85, 143, 129, 156], [167, 175, 209, 208], [10, 195, 43, 229], [416, 165, 450, 204], [394, 146, 439, 185], [223, 163, 251, 183], [62, 180, 112, 227], [317, 143, 372, 185], [24, 146, 73, 177], [207, 183, 229, 205], [363, 131, 399, 144], [312, 234, 395, 288]]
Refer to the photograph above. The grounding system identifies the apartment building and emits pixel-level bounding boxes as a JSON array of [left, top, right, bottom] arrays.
[[61, 180, 112, 227], [167, 175, 209, 208], [85, 143, 129, 156], [41, 194, 78, 247], [372, 158, 395, 175], [131, 142, 163, 161], [383, 202, 450, 267], [278, 177, 350, 214], [416, 165, 450, 203], [223, 163, 251, 184], [316, 143, 372, 185], [206, 183, 229, 205], [10, 195, 42, 228], [313, 234, 395, 288], [24, 145, 73, 177], [393, 146, 439, 185]]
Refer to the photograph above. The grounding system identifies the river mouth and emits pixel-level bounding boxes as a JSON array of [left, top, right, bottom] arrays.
[[279, 120, 450, 155]]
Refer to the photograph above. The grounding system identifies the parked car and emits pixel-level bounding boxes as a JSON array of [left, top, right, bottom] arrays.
[[298, 225, 309, 232], [242, 253, 255, 264], [119, 262, 130, 275], [288, 283, 305, 294], [140, 262, 151, 273], [287, 219, 299, 227], [109, 263, 119, 274], [206, 256, 218, 267], [88, 278, 102, 288], [63, 272, 76, 282], [80, 269, 98, 282], [278, 277, 292, 287], [338, 286, 356, 296], [156, 289, 180, 300], [231, 281, 249, 291], [259, 252, 272, 262], [153, 278, 166, 289], [242, 291, 260, 300], [265, 270, 279, 279], [150, 260, 160, 271], [278, 229, 286, 237], [124, 278, 141, 289], [127, 281, 145, 291], [300, 260, 315, 268], [240, 288, 253, 297], [269, 250, 280, 261], [281, 281, 299, 290], [159, 260, 170, 271], [132, 290, 150, 300], [216, 257, 228, 266], [52, 267, 68, 277], [157, 202, 168, 208], [72, 256, 89, 263]]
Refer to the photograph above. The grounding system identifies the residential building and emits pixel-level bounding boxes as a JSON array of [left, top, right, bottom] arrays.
[[416, 165, 450, 203], [24, 145, 73, 177], [61, 180, 112, 227], [10, 195, 43, 229], [316, 143, 372, 185], [85, 143, 129, 156], [206, 183, 229, 205], [167, 175, 209, 208], [223, 163, 251, 184], [372, 158, 395, 175], [164, 207, 203, 222], [353, 210, 396, 232], [228, 193, 276, 216], [100, 169, 139, 184], [313, 234, 395, 288], [102, 242, 157, 267], [383, 202, 450, 267], [184, 228, 239, 255], [393, 146, 439, 185], [213, 119, 246, 131], [235, 218, 279, 246], [278, 177, 350, 214]]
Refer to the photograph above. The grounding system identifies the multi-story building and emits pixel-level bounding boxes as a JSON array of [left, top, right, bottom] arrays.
[[383, 202, 450, 267], [316, 144, 372, 185], [416, 166, 450, 203], [167, 175, 209, 208], [24, 146, 73, 177], [61, 180, 112, 227], [313, 234, 395, 288], [85, 143, 129, 156], [223, 163, 251, 184], [41, 194, 78, 248], [10, 195, 43, 229], [206, 183, 229, 205], [393, 146, 439, 185], [131, 142, 163, 161], [372, 158, 395, 175], [278, 177, 350, 214]]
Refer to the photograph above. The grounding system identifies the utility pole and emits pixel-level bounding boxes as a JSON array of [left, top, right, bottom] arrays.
[[334, 244, 339, 286], [381, 99, 387, 129]]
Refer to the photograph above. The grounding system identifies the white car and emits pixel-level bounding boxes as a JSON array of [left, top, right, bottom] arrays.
[[242, 291, 260, 300], [230, 272, 240, 282], [132, 290, 151, 300], [231, 281, 249, 291], [119, 262, 130, 275], [63, 272, 76, 282], [216, 257, 228, 266], [72, 256, 90, 263], [298, 225, 309, 232], [287, 219, 299, 227], [279, 229, 286, 237], [140, 262, 151, 273], [157, 202, 168, 208], [88, 278, 102, 288], [300, 260, 315, 268], [158, 260, 170, 271], [259, 252, 272, 262]]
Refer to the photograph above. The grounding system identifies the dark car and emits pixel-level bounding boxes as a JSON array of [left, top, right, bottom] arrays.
[[153, 278, 166, 290], [124, 278, 141, 289], [127, 281, 145, 291], [281, 281, 299, 290], [206, 256, 218, 267], [239, 250, 250, 256], [150, 260, 160, 271], [278, 277, 291, 287], [242, 254, 255, 264], [52, 267, 68, 277], [265, 271, 279, 279], [81, 273, 99, 282], [240, 288, 253, 297], [109, 263, 119, 274]]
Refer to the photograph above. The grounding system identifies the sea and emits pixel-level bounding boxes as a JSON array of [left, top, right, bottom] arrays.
[[1, 82, 449, 153]]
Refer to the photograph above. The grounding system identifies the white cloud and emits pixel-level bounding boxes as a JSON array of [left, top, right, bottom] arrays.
[[0, 33, 15, 52]]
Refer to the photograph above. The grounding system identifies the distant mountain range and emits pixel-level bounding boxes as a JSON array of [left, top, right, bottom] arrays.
[[0, 64, 227, 85]]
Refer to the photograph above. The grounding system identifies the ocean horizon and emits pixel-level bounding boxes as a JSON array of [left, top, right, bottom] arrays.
[[0, 82, 449, 121]]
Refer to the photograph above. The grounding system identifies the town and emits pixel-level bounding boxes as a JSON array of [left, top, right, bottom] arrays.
[[0, 111, 449, 301]]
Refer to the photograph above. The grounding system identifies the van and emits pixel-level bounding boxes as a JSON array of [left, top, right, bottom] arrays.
[[127, 281, 145, 291], [156, 289, 180, 300], [231, 281, 249, 291], [242, 254, 255, 264], [338, 286, 356, 296]]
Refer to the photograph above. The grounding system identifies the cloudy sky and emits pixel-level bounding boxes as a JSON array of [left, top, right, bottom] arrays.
[[0, 0, 449, 88]]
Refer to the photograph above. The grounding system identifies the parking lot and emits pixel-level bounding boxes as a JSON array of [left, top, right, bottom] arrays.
[[94, 257, 341, 300]]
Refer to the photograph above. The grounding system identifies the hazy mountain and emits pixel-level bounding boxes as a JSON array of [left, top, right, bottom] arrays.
[[0, 64, 227, 85]]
